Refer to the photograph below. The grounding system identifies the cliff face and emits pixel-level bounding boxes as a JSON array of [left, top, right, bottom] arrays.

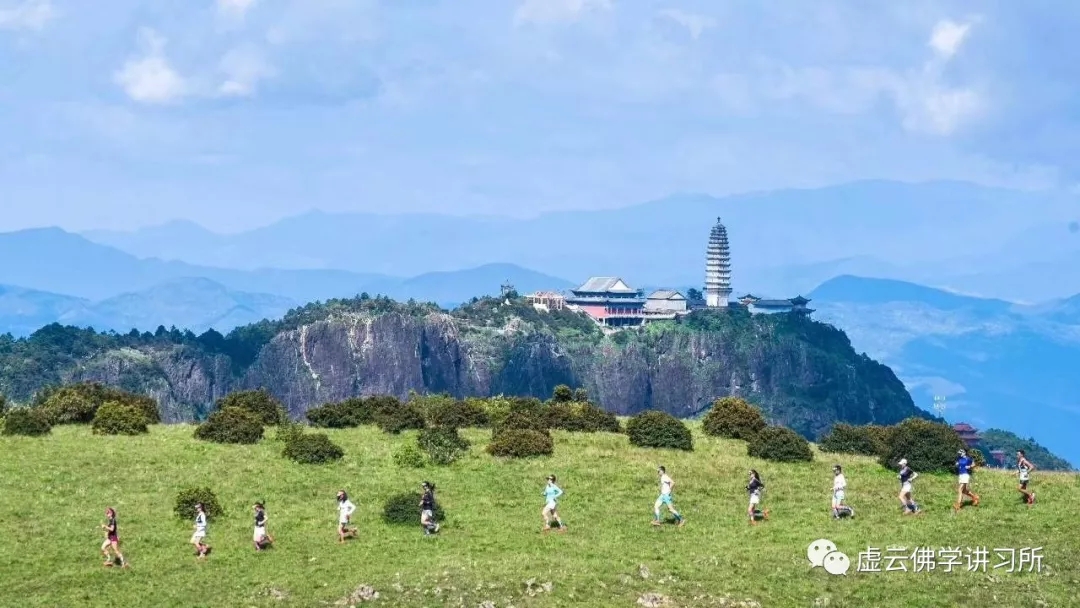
[[0, 302, 923, 438]]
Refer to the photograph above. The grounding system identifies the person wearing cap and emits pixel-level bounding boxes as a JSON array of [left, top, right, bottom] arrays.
[[897, 459, 921, 515], [420, 482, 440, 535], [541, 475, 566, 533], [253, 502, 273, 550], [1016, 450, 1036, 506], [652, 466, 685, 527], [336, 491, 357, 543], [831, 465, 851, 519], [954, 449, 980, 511], [191, 502, 210, 559]]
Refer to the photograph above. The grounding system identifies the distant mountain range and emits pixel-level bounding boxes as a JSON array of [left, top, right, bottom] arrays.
[[810, 275, 1080, 466], [0, 230, 573, 336], [83, 180, 1080, 301]]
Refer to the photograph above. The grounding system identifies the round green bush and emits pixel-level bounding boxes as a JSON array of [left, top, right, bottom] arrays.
[[92, 401, 149, 436], [174, 487, 224, 521], [0, 394, 8, 417], [819, 423, 881, 456], [194, 407, 265, 444], [747, 425, 814, 462], [418, 427, 470, 465], [480, 396, 513, 426], [970, 447, 987, 467], [625, 410, 693, 451], [37, 387, 97, 424], [306, 397, 376, 428], [393, 443, 426, 468], [375, 402, 427, 434], [546, 401, 621, 433], [2, 408, 52, 436], [382, 491, 445, 525], [283, 432, 344, 464], [425, 398, 489, 429], [701, 397, 767, 440], [878, 417, 966, 473], [486, 428, 554, 458], [551, 384, 574, 403], [215, 389, 287, 425]]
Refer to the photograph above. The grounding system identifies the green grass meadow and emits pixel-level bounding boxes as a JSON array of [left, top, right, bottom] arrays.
[[1, 424, 1077, 607]]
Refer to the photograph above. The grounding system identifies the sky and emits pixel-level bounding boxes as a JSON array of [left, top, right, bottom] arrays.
[[1, 0, 1077, 232]]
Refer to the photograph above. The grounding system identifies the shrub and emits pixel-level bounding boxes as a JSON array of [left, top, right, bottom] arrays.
[[878, 417, 966, 473], [174, 487, 224, 521], [487, 428, 554, 458], [819, 423, 881, 456], [425, 398, 489, 429], [970, 447, 987, 467], [393, 443, 426, 468], [625, 410, 693, 451], [0, 394, 8, 417], [551, 384, 573, 403], [572, 387, 589, 402], [375, 402, 427, 434], [418, 427, 470, 465], [382, 491, 444, 525], [283, 432, 344, 464], [38, 387, 96, 424], [701, 397, 767, 440], [92, 401, 149, 436], [194, 407, 265, 444], [547, 401, 621, 433], [274, 420, 305, 444], [2, 408, 51, 436], [480, 396, 514, 427], [306, 397, 377, 428], [215, 389, 287, 425], [747, 426, 814, 462]]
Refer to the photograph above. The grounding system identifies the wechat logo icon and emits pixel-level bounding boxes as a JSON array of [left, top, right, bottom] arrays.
[[807, 538, 851, 576]]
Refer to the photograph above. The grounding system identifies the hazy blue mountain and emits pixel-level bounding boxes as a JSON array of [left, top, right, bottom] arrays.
[[80, 181, 1080, 300], [363, 263, 574, 308], [809, 275, 1080, 466], [0, 285, 92, 337]]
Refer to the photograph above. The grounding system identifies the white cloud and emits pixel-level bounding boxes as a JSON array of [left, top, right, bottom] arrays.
[[0, 0, 55, 31], [217, 46, 274, 97], [217, 0, 257, 20], [657, 9, 716, 40], [113, 28, 188, 104], [929, 19, 972, 59], [513, 0, 612, 26]]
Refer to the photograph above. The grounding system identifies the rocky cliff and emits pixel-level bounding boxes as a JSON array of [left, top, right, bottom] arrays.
[[0, 295, 925, 437]]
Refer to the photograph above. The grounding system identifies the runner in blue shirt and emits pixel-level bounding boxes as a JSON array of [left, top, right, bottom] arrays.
[[954, 449, 980, 511], [541, 475, 566, 533]]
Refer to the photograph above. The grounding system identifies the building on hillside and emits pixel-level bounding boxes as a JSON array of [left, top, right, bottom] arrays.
[[953, 422, 981, 448], [644, 290, 688, 313], [705, 217, 732, 308], [526, 291, 566, 312], [989, 449, 1007, 468], [565, 277, 646, 327], [737, 294, 814, 315]]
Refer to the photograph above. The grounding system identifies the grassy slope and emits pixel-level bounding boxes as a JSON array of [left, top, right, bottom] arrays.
[[1, 425, 1077, 608]]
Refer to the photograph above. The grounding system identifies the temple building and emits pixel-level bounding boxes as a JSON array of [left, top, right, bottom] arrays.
[[565, 277, 646, 327], [953, 422, 981, 448], [737, 294, 813, 315], [705, 217, 733, 308], [526, 291, 566, 312]]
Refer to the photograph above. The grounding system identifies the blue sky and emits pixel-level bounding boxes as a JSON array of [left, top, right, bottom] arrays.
[[1, 0, 1076, 232]]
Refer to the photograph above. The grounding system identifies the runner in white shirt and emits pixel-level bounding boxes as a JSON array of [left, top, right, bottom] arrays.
[[831, 465, 852, 519], [651, 466, 685, 527], [190, 503, 210, 559], [337, 490, 357, 542]]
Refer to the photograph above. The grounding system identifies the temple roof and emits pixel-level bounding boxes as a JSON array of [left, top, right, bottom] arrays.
[[738, 294, 760, 301], [648, 289, 685, 300], [574, 277, 637, 293]]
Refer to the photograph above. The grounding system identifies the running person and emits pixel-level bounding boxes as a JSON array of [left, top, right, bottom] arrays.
[[898, 459, 921, 515], [747, 469, 768, 525], [253, 502, 273, 550], [831, 465, 850, 518], [652, 466, 684, 527], [337, 491, 357, 542], [420, 482, 440, 535], [100, 507, 128, 567], [954, 449, 980, 511], [1017, 450, 1036, 506], [541, 475, 566, 533], [191, 503, 210, 559]]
